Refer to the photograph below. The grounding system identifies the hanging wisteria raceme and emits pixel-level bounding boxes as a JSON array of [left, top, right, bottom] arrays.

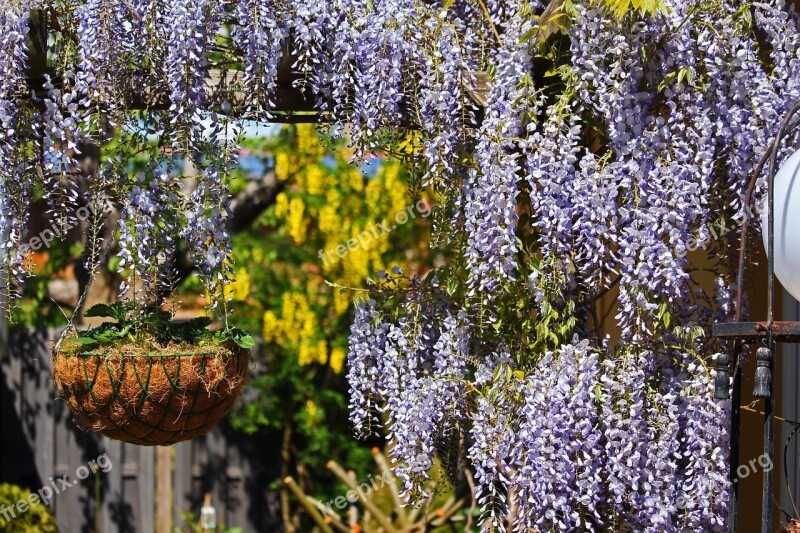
[[352, 0, 426, 153], [462, 1, 542, 296], [703, 3, 780, 216], [468, 367, 519, 529], [39, 75, 82, 235], [756, 0, 800, 102], [180, 113, 236, 308], [75, 0, 122, 129], [381, 308, 470, 500], [166, 0, 222, 151], [117, 170, 182, 301], [570, 5, 652, 158], [418, 23, 474, 189], [753, 0, 800, 166], [448, 336, 729, 530], [181, 164, 234, 305], [0, 4, 33, 307], [674, 363, 730, 532], [131, 0, 170, 95], [525, 105, 620, 292], [346, 299, 387, 438], [286, 0, 364, 123], [509, 341, 604, 531], [234, 0, 284, 119]]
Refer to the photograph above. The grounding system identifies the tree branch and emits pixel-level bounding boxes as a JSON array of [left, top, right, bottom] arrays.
[[229, 170, 285, 233]]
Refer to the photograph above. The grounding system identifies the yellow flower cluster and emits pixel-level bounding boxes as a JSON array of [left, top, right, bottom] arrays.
[[265, 124, 422, 373], [262, 291, 340, 370], [224, 268, 251, 302]]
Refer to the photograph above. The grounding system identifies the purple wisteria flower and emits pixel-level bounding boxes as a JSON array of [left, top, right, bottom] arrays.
[[5, 0, 792, 528], [0, 4, 32, 295], [234, 0, 284, 119]]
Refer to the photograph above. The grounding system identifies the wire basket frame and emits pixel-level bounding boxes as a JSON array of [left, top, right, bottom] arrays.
[[53, 347, 249, 446]]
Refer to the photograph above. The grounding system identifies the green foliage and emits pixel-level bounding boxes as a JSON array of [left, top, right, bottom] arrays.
[[12, 235, 83, 330], [74, 302, 254, 350], [600, 0, 669, 18], [0, 483, 58, 533]]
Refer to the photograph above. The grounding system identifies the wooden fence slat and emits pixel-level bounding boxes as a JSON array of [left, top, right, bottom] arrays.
[[139, 446, 154, 531]]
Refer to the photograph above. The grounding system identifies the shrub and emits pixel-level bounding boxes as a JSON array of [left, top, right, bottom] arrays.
[[0, 483, 58, 533]]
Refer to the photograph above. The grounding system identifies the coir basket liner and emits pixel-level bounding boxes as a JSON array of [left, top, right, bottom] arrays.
[[52, 344, 249, 446]]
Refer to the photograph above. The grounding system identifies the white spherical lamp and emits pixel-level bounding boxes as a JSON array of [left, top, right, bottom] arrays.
[[762, 147, 800, 302]]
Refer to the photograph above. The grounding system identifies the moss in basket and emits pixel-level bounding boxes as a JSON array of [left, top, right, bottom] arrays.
[[64, 302, 255, 353]]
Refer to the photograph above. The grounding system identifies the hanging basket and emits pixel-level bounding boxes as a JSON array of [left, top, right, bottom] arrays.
[[52, 342, 249, 446]]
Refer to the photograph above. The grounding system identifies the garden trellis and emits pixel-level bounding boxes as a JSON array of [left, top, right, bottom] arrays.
[[3, 0, 800, 529]]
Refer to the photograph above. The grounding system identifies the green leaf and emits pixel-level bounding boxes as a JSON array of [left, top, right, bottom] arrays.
[[212, 327, 256, 349], [233, 333, 256, 349], [519, 25, 540, 44], [71, 337, 98, 345], [83, 301, 135, 322], [186, 316, 213, 329], [446, 276, 459, 297], [82, 303, 116, 319]]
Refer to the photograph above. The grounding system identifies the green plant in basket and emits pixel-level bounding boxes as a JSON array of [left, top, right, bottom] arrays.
[[53, 301, 253, 446], [47, 158, 255, 446], [69, 302, 254, 352]]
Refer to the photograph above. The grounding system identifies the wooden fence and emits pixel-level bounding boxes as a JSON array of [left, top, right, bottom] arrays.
[[1, 328, 282, 532]]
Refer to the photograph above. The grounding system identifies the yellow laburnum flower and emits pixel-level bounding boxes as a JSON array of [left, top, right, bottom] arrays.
[[275, 192, 289, 219], [305, 399, 320, 427], [275, 152, 290, 180], [364, 177, 383, 211], [301, 311, 317, 339], [329, 347, 346, 374], [280, 292, 315, 344], [382, 163, 410, 216], [347, 168, 364, 193], [318, 204, 341, 237], [301, 165, 326, 196], [332, 291, 350, 317], [315, 339, 327, 364], [298, 338, 326, 366], [296, 124, 325, 158], [262, 310, 279, 343], [298, 341, 313, 366], [286, 197, 309, 244], [225, 268, 251, 301], [341, 243, 370, 288], [325, 187, 341, 208]]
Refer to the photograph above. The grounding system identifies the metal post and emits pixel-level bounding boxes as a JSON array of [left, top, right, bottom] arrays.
[[729, 342, 742, 533], [762, 342, 775, 533], [713, 101, 800, 533]]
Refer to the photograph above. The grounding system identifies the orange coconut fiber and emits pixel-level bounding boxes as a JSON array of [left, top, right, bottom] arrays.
[[53, 339, 249, 446]]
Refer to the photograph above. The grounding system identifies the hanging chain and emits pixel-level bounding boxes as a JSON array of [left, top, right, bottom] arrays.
[[53, 189, 115, 355]]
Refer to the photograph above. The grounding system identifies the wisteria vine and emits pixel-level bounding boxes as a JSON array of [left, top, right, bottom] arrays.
[[1, 0, 798, 529]]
